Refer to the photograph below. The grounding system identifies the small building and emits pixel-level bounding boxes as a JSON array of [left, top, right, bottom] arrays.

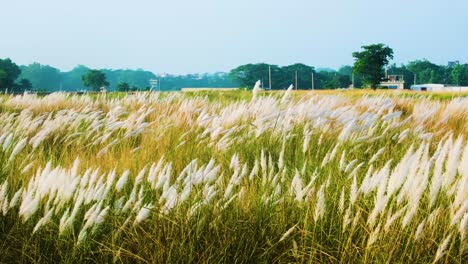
[[181, 88, 239, 92], [380, 75, 405, 90], [410, 84, 468, 92]]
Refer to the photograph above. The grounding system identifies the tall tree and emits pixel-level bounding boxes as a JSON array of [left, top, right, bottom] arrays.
[[407, 60, 445, 84], [116, 82, 130, 92], [81, 70, 109, 91], [352, 44, 394, 89], [19, 63, 62, 91], [0, 58, 21, 91], [280, 63, 315, 89]]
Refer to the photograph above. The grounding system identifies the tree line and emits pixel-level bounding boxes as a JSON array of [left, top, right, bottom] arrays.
[[1, 43, 468, 92], [0, 61, 237, 93]]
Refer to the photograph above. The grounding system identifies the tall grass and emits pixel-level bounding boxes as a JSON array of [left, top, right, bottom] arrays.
[[0, 90, 466, 263]]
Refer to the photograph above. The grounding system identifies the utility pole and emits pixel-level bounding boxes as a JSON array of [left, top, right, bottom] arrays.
[[295, 70, 298, 90], [311, 72, 315, 90], [414, 73, 417, 85], [269, 65, 272, 90]]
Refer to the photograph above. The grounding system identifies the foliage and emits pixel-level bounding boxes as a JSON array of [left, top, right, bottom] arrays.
[[116, 82, 130, 92], [0, 58, 21, 91], [352, 44, 394, 89], [19, 63, 62, 91], [229, 63, 353, 89], [407, 60, 447, 84], [450, 64, 468, 86], [81, 69, 109, 91]]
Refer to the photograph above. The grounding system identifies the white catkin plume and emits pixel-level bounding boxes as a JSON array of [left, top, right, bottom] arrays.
[[279, 224, 297, 242], [0, 182, 8, 204], [278, 142, 285, 170], [350, 175, 358, 205], [344, 159, 358, 173], [2, 133, 13, 151], [9, 189, 22, 208], [339, 150, 346, 171], [342, 207, 351, 232], [369, 147, 385, 164], [414, 220, 425, 241], [134, 205, 153, 225], [19, 193, 40, 222], [77, 229, 88, 245], [2, 197, 9, 216], [339, 188, 345, 212], [384, 207, 406, 232], [115, 170, 130, 192], [352, 210, 361, 229], [302, 133, 311, 154], [281, 85, 294, 104], [8, 138, 28, 162], [460, 213, 467, 242], [135, 167, 147, 185], [314, 185, 326, 222], [21, 162, 34, 174], [252, 80, 261, 101], [433, 235, 452, 263], [367, 224, 381, 247], [248, 160, 259, 181], [33, 209, 53, 234]]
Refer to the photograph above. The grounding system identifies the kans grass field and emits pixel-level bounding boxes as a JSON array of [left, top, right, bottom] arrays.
[[0, 89, 467, 263]]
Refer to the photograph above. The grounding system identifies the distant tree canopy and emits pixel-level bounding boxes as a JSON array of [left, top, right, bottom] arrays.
[[116, 82, 130, 92], [229, 63, 352, 89], [0, 58, 35, 93], [19, 63, 62, 91], [352, 43, 394, 89], [0, 58, 21, 91], [81, 70, 109, 91], [5, 48, 468, 93]]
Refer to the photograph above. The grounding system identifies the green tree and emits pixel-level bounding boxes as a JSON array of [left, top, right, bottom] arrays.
[[0, 58, 21, 91], [19, 63, 62, 91], [352, 44, 394, 89], [229, 63, 282, 89], [338, 65, 362, 88], [116, 82, 130, 92], [17, 78, 32, 90], [81, 70, 109, 91], [280, 63, 315, 89], [449, 64, 468, 86], [407, 60, 446, 84]]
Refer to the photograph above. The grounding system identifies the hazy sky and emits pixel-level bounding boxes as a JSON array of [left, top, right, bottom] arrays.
[[1, 0, 467, 74]]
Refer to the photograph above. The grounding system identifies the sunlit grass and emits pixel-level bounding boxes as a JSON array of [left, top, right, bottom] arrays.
[[0, 90, 466, 263]]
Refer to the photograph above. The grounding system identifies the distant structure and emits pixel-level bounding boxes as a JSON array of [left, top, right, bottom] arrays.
[[411, 84, 468, 92], [150, 79, 159, 91], [380, 75, 405, 90], [448, 61, 460, 68], [181, 88, 239, 92]]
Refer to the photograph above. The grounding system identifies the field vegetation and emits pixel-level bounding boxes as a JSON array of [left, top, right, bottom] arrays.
[[0, 90, 466, 263]]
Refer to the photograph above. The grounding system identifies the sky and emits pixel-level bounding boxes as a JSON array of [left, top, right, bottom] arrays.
[[1, 0, 467, 74]]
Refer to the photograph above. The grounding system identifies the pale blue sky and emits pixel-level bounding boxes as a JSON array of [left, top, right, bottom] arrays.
[[1, 0, 467, 74]]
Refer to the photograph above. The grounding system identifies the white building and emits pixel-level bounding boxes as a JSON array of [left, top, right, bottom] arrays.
[[410, 84, 468, 92], [380, 75, 405, 90]]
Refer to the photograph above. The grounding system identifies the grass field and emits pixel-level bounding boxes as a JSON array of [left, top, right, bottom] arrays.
[[0, 90, 467, 263]]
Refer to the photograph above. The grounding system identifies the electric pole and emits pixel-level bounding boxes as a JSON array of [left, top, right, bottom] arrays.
[[269, 65, 272, 90], [311, 72, 315, 90], [295, 70, 298, 90]]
